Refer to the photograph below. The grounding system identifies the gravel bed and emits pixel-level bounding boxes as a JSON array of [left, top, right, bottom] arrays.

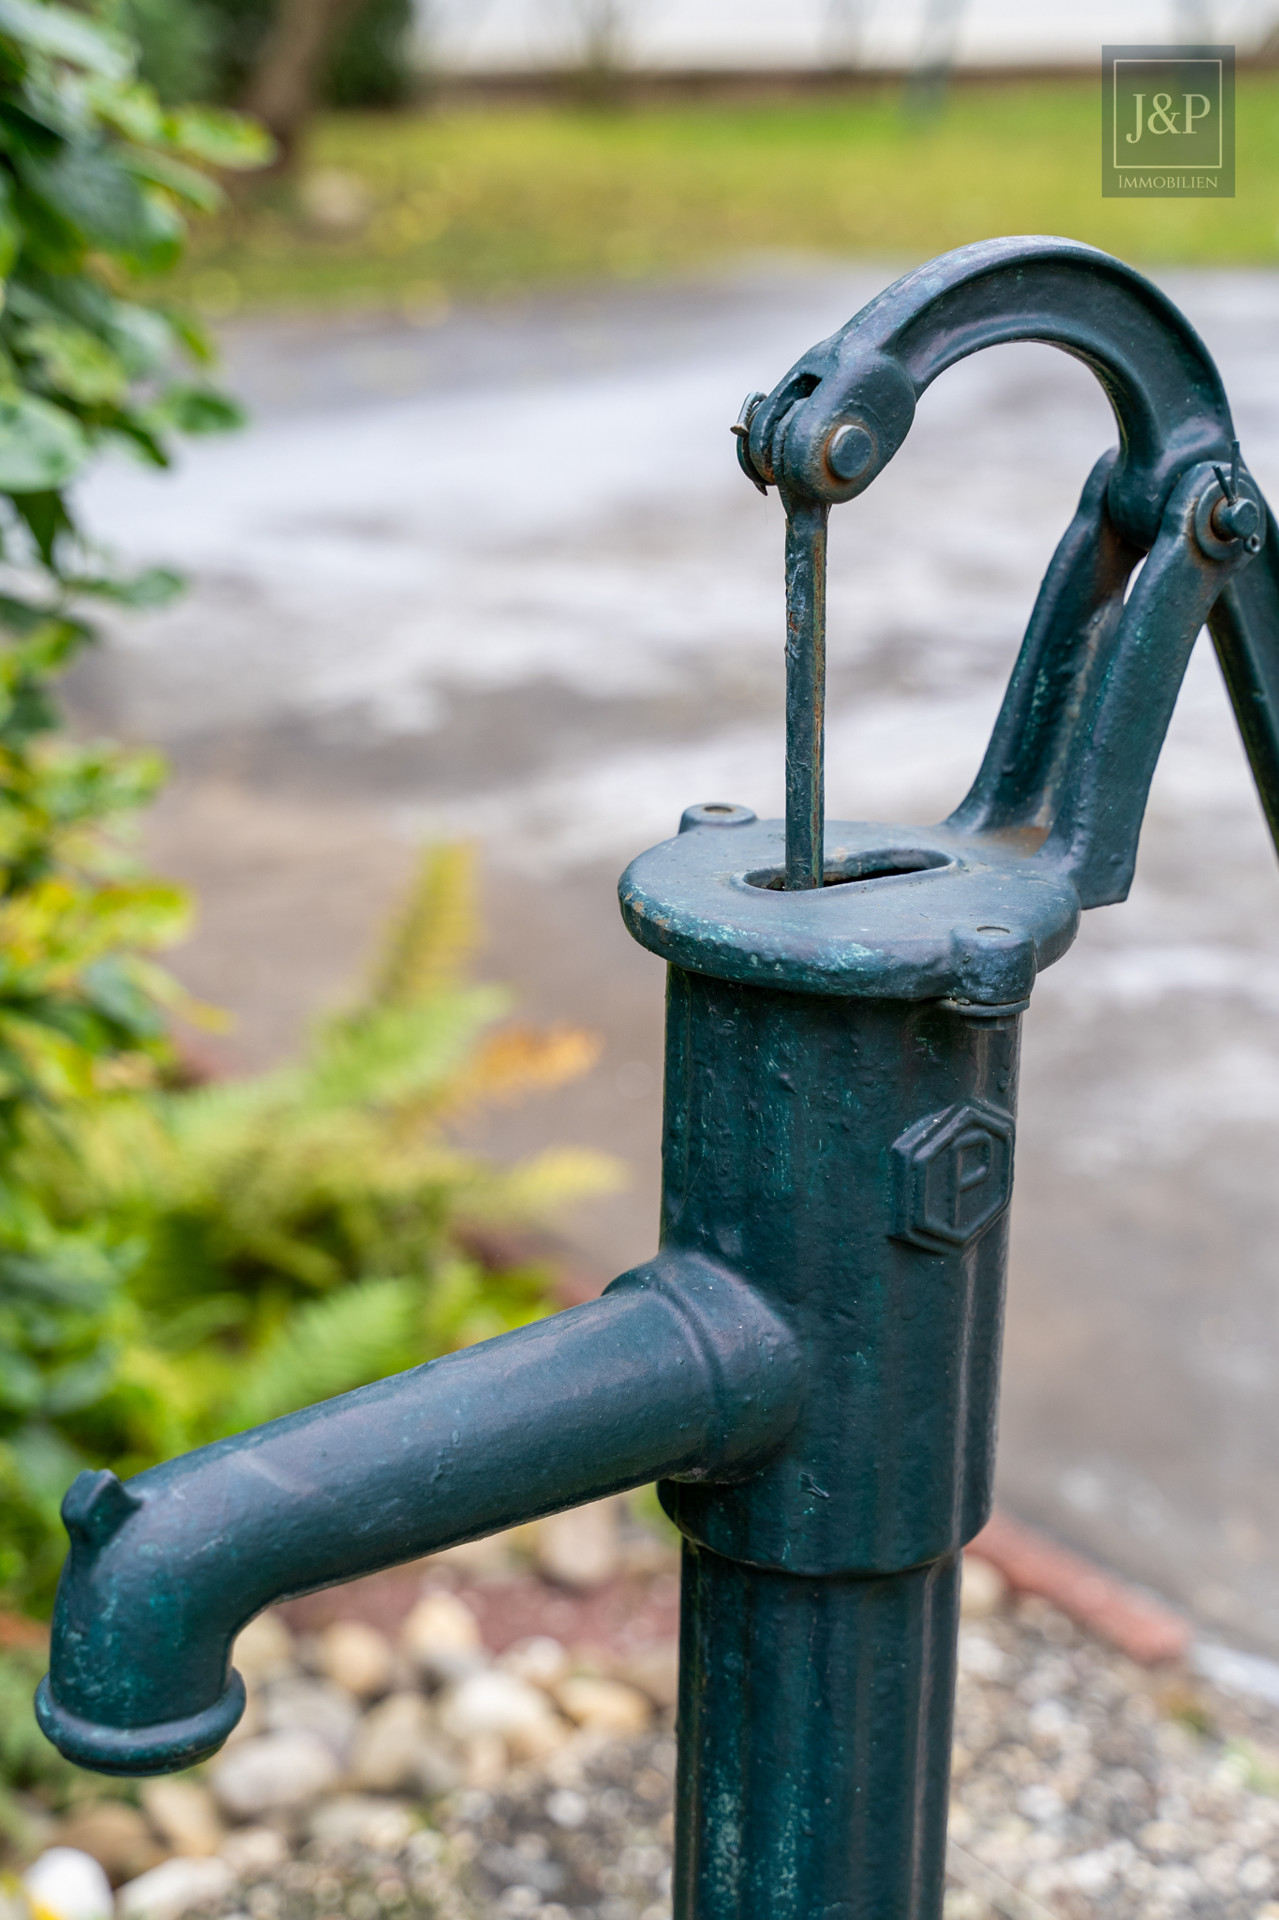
[[187, 1596, 1279, 1920], [948, 1598, 1279, 1919]]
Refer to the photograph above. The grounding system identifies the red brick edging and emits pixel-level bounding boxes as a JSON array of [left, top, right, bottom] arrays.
[[969, 1509, 1192, 1666]]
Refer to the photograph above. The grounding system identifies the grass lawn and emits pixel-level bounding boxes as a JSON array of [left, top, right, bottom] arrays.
[[183, 78, 1279, 317]]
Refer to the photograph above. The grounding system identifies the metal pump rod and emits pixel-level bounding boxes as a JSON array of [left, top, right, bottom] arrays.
[[783, 501, 829, 889], [39, 236, 1279, 1920]]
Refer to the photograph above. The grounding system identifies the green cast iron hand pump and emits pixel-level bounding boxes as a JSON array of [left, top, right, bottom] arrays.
[[36, 237, 1279, 1919]]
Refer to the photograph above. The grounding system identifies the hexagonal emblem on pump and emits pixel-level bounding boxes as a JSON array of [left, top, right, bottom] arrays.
[[891, 1100, 1015, 1254]]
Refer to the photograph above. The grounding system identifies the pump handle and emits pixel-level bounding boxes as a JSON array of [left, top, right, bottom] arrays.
[[741, 238, 1279, 902]]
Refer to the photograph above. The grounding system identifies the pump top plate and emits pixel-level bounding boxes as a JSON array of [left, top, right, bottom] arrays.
[[620, 813, 1078, 1007]]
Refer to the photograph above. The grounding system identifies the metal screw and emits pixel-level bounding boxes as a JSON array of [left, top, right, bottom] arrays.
[[826, 421, 876, 484], [1213, 494, 1262, 543]]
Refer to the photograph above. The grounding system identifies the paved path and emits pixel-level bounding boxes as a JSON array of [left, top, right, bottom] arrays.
[[70, 261, 1279, 1653]]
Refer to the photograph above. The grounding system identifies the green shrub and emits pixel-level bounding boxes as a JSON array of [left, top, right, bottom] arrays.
[[0, 3, 611, 1634], [115, 0, 218, 104], [0, 1630, 102, 1848], [132, 0, 417, 112], [0, 3, 615, 1834], [179, 0, 267, 107], [324, 0, 415, 110], [0, 835, 617, 1837], [0, 0, 266, 1612], [16, 840, 619, 1504]]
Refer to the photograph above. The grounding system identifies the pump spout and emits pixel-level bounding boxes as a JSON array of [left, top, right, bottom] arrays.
[[36, 1252, 801, 1776]]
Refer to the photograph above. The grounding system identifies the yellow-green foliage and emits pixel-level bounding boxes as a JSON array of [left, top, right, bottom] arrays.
[[0, 0, 270, 1616], [0, 8, 619, 1626], [5, 843, 621, 1607], [184, 79, 1279, 317]]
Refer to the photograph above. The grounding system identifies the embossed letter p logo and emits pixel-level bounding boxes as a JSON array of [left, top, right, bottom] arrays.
[[891, 1101, 1015, 1254]]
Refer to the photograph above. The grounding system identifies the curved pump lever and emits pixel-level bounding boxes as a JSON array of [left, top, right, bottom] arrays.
[[739, 235, 1279, 902]]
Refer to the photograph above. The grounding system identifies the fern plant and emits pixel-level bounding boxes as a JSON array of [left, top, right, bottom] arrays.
[[11, 842, 621, 1589]]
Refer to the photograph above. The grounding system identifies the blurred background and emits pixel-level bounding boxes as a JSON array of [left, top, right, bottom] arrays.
[[7, 0, 1279, 1902], [76, 0, 1279, 1636]]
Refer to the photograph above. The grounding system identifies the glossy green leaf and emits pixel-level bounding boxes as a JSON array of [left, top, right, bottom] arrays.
[[147, 382, 244, 434], [8, 484, 71, 564], [19, 316, 129, 405], [157, 303, 213, 368], [167, 104, 274, 171], [67, 564, 183, 607], [0, 392, 85, 489], [40, 1343, 118, 1415], [0, 0, 131, 80], [83, 75, 163, 145], [19, 147, 168, 263], [0, 172, 19, 279], [0, 90, 76, 156], [80, 957, 170, 1039], [117, 145, 222, 214], [101, 300, 176, 377], [0, 1347, 41, 1413]]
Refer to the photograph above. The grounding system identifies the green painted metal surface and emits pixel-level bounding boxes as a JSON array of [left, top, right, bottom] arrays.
[[35, 236, 1279, 1916]]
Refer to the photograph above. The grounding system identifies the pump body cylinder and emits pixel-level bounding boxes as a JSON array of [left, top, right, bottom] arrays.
[[655, 962, 1022, 1918], [675, 1544, 961, 1920]]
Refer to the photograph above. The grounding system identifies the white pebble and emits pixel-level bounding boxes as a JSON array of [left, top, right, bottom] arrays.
[[115, 1858, 233, 1920], [545, 1789, 588, 1830], [498, 1638, 570, 1691], [554, 1676, 650, 1735], [139, 1780, 224, 1859], [960, 1554, 1008, 1618], [231, 1613, 294, 1690], [23, 1851, 112, 1920], [210, 1729, 340, 1819], [1242, 1855, 1276, 1894], [1016, 1784, 1065, 1824], [533, 1502, 621, 1592], [400, 1592, 483, 1684], [317, 1622, 395, 1700], [216, 1829, 288, 1879], [307, 1796, 415, 1853], [439, 1671, 560, 1747], [260, 1677, 360, 1757]]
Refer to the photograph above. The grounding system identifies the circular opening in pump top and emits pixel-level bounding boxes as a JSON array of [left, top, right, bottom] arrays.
[[745, 849, 954, 891]]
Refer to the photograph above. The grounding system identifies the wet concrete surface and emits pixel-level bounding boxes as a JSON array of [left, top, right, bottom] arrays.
[[67, 260, 1279, 1652]]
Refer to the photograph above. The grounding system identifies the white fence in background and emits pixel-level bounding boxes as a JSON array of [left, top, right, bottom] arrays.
[[420, 0, 1279, 74]]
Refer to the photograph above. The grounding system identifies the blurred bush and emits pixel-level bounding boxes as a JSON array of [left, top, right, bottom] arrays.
[[118, 0, 218, 103], [123, 0, 416, 110], [0, 1624, 92, 1846], [323, 0, 414, 109], [0, 0, 266, 1610], [0, 3, 605, 1627], [4, 840, 620, 1615], [0, 842, 618, 1837]]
